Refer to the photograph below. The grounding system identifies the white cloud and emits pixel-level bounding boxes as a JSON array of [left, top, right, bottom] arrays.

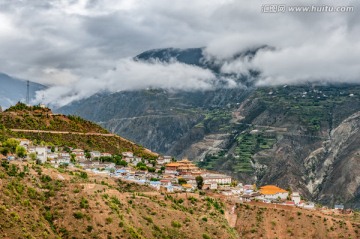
[[34, 58, 236, 106], [0, 0, 360, 106]]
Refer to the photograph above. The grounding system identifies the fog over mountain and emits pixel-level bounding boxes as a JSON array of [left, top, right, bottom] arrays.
[[0, 0, 359, 106], [0, 73, 46, 109]]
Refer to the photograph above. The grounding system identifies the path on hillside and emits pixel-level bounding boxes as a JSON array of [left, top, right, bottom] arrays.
[[234, 122, 330, 140], [10, 128, 128, 139], [224, 204, 238, 227]]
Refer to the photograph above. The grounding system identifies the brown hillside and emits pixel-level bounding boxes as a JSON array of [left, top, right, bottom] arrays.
[[233, 202, 360, 239], [2, 103, 108, 133], [0, 161, 238, 239]]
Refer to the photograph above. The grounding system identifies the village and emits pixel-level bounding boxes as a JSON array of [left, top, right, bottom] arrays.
[[1, 137, 347, 212]]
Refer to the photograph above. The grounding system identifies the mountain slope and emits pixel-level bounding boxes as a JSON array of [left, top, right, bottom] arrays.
[[2, 159, 360, 239], [59, 84, 360, 207], [0, 73, 46, 109], [306, 111, 360, 207], [0, 103, 157, 158], [58, 88, 250, 154], [57, 47, 360, 207], [0, 161, 237, 239]]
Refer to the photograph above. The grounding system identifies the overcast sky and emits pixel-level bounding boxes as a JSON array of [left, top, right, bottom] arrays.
[[0, 0, 359, 105]]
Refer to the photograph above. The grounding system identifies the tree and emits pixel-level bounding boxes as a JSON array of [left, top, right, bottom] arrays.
[[16, 145, 27, 158], [3, 138, 19, 153], [85, 152, 91, 160], [195, 176, 204, 190], [231, 180, 238, 187], [117, 160, 128, 167], [29, 152, 37, 161], [64, 147, 71, 153], [178, 178, 187, 185], [147, 167, 156, 172], [70, 153, 76, 163], [136, 162, 147, 168], [0, 147, 9, 156]]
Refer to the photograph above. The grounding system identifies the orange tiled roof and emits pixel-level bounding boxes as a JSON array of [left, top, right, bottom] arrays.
[[182, 184, 193, 188], [260, 185, 287, 195], [166, 163, 181, 167]]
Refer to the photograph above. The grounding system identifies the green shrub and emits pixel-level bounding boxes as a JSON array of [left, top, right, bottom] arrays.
[[105, 217, 113, 224], [86, 225, 93, 232], [80, 197, 89, 209], [202, 234, 211, 239], [171, 220, 182, 228], [73, 211, 84, 219]]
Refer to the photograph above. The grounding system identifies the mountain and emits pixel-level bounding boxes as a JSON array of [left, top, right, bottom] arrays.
[[134, 47, 261, 86], [58, 89, 250, 155], [0, 73, 46, 109], [135, 47, 205, 66], [0, 103, 157, 158], [58, 47, 360, 207], [197, 85, 360, 208]]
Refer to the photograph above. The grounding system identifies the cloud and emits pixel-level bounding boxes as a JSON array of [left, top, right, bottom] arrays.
[[34, 58, 237, 106], [0, 0, 360, 106]]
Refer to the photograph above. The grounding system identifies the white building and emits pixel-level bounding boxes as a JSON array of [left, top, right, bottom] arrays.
[[157, 156, 172, 164], [72, 149, 85, 160], [231, 188, 242, 195], [292, 192, 301, 205], [18, 139, 31, 148], [90, 151, 101, 159], [203, 181, 218, 190], [122, 152, 134, 158], [132, 157, 142, 165], [47, 153, 58, 160], [259, 185, 288, 201], [35, 146, 47, 164], [202, 173, 232, 185], [100, 152, 112, 157]]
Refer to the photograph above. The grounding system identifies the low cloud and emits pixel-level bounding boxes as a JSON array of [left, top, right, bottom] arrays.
[[34, 58, 237, 106], [210, 27, 360, 86]]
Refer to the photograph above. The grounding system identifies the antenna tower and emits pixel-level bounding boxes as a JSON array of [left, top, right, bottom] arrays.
[[26, 80, 30, 105]]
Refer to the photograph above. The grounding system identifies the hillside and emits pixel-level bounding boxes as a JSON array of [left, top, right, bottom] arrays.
[[0, 160, 237, 239], [0, 103, 157, 158], [198, 85, 360, 207], [58, 89, 250, 155], [2, 160, 360, 239], [233, 202, 360, 239]]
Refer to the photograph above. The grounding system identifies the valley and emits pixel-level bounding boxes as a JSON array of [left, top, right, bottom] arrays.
[[58, 84, 360, 208]]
